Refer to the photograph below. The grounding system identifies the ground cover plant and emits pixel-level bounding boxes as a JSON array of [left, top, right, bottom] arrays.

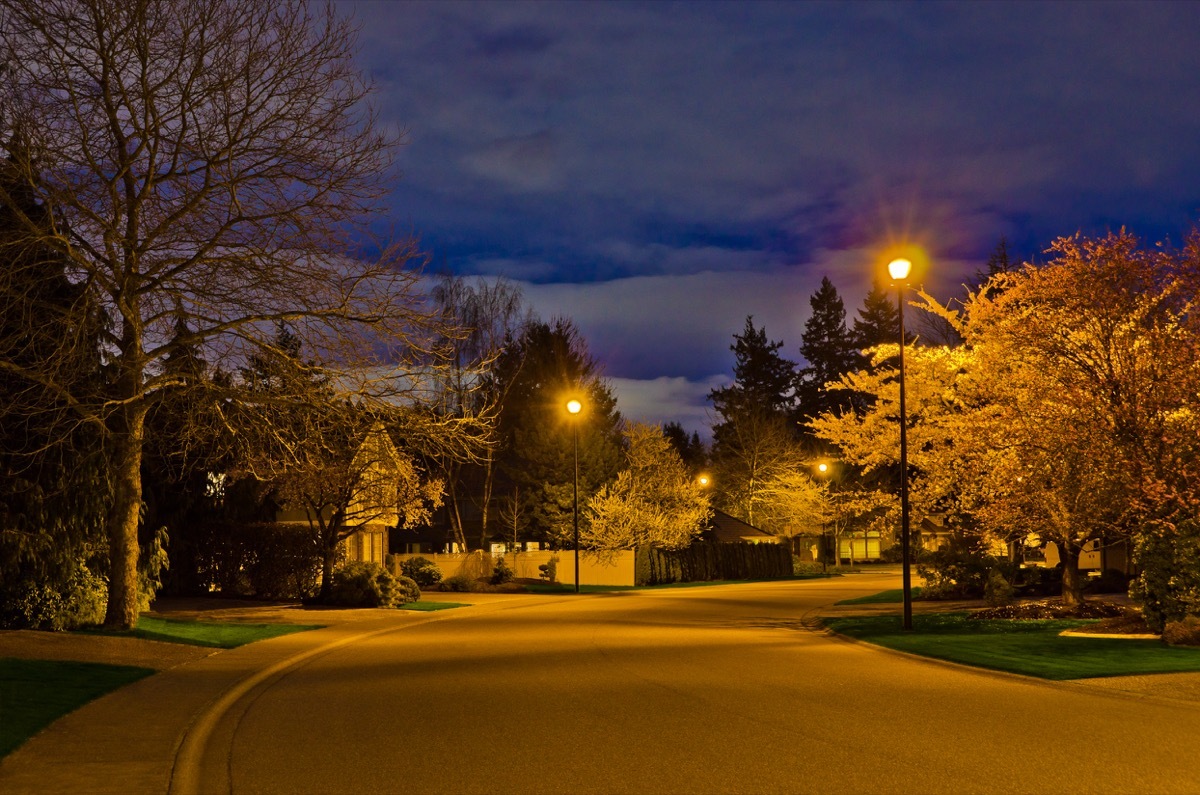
[[84, 616, 322, 648], [824, 612, 1200, 679], [0, 658, 153, 758]]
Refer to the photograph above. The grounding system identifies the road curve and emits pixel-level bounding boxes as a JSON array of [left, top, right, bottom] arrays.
[[183, 575, 1200, 795]]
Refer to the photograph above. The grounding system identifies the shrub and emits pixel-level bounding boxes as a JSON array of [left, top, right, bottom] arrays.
[[793, 559, 826, 576], [326, 562, 403, 607], [1084, 567, 1130, 595], [983, 568, 1015, 607], [442, 573, 474, 592], [917, 539, 1009, 600], [397, 556, 443, 588], [1132, 518, 1200, 634], [490, 556, 514, 585], [0, 562, 107, 631], [538, 555, 559, 583], [393, 575, 421, 605], [1162, 617, 1200, 647], [1015, 565, 1063, 597]]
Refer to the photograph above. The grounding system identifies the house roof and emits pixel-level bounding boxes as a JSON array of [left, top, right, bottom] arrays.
[[703, 510, 780, 544]]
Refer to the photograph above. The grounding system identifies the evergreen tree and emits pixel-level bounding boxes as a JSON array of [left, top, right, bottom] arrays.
[[492, 319, 623, 547], [709, 316, 797, 425], [663, 421, 708, 474], [0, 137, 110, 628], [852, 278, 900, 353], [708, 317, 806, 528], [796, 277, 859, 422]]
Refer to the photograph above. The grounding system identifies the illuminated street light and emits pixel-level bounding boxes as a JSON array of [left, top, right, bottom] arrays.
[[888, 257, 914, 631], [697, 473, 711, 488], [567, 398, 583, 593], [816, 462, 831, 573]]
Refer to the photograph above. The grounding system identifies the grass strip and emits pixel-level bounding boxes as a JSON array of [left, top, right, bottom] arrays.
[[836, 587, 924, 605], [825, 612, 1200, 680], [0, 658, 154, 759], [399, 601, 470, 611], [82, 616, 323, 649]]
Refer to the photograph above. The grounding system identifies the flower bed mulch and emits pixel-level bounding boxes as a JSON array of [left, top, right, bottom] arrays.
[[970, 599, 1154, 634]]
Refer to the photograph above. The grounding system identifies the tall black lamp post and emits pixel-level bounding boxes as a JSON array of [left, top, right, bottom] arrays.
[[888, 257, 914, 631], [566, 398, 583, 593]]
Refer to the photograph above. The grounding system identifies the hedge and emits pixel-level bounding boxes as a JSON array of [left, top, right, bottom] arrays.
[[635, 542, 792, 585]]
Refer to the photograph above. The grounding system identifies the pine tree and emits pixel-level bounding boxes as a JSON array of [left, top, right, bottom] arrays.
[[797, 277, 859, 422], [708, 317, 805, 527], [492, 319, 623, 547], [0, 136, 110, 628], [852, 278, 900, 353], [709, 316, 797, 424]]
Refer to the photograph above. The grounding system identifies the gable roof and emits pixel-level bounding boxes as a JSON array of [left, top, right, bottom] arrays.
[[703, 510, 780, 544]]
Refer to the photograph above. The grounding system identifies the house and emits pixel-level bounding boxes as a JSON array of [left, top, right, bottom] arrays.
[[275, 421, 403, 566], [701, 510, 780, 544]]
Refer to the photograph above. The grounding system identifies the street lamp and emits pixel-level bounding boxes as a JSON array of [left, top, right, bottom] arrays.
[[817, 462, 831, 573], [566, 398, 583, 593], [888, 257, 914, 631]]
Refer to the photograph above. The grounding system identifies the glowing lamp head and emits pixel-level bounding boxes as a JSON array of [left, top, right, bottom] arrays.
[[818, 463, 829, 474], [566, 399, 583, 415], [888, 258, 912, 281], [697, 474, 711, 487]]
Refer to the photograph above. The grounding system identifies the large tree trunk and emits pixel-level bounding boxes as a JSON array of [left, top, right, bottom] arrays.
[[103, 403, 147, 630], [1059, 542, 1086, 607]]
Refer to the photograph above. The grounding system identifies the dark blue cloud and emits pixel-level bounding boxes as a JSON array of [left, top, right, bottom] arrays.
[[343, 0, 1200, 432]]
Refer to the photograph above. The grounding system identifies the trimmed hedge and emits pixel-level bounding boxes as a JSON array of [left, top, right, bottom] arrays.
[[635, 542, 792, 586]]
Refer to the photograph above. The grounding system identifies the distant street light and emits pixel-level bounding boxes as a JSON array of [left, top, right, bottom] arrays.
[[697, 473, 711, 488], [567, 398, 583, 593], [888, 257, 914, 631]]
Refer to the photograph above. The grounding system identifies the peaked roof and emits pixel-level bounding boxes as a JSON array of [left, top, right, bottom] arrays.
[[703, 510, 780, 544]]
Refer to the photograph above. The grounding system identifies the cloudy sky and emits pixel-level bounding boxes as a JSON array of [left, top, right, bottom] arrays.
[[342, 0, 1200, 436]]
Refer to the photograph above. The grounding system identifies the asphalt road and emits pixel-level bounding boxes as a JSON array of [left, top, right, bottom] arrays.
[[177, 575, 1200, 795]]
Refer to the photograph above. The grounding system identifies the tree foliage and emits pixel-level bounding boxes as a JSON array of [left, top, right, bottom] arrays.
[[814, 229, 1200, 606], [797, 277, 860, 422], [584, 423, 711, 552], [492, 319, 622, 547]]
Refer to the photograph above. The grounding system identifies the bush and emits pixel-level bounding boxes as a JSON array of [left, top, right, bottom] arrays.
[[0, 562, 108, 631], [393, 575, 421, 605], [442, 573, 474, 592], [984, 568, 1015, 607], [917, 539, 1010, 600], [793, 559, 826, 576], [396, 556, 443, 588], [1162, 617, 1200, 647], [1015, 565, 1063, 597], [538, 555, 559, 583], [326, 562, 404, 607], [1084, 567, 1130, 595], [1132, 518, 1200, 634], [490, 556, 514, 585]]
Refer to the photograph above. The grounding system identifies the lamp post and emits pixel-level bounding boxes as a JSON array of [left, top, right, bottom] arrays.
[[817, 462, 830, 573], [566, 398, 583, 593], [888, 257, 914, 631]]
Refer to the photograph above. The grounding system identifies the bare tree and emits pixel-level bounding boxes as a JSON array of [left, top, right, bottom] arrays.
[[0, 0, 440, 627], [430, 274, 531, 550]]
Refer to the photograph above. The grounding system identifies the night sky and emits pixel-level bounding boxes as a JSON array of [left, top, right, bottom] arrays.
[[343, 0, 1200, 436]]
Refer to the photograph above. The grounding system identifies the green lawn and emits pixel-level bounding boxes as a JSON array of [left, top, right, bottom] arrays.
[[836, 587, 924, 605], [84, 616, 323, 648], [824, 612, 1200, 680], [0, 658, 154, 758], [398, 601, 470, 611]]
